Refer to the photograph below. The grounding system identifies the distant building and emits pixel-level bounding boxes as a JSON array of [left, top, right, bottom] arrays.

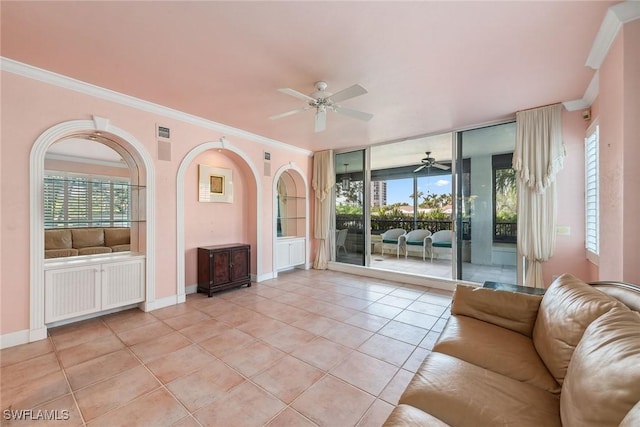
[[371, 181, 387, 207]]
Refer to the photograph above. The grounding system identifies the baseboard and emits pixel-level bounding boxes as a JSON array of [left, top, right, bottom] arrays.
[[0, 329, 31, 349], [144, 294, 182, 311], [185, 284, 197, 295], [256, 272, 276, 282]]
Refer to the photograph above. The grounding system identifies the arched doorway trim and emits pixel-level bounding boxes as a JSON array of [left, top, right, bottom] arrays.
[[176, 138, 262, 301], [272, 163, 310, 276], [29, 116, 155, 341]]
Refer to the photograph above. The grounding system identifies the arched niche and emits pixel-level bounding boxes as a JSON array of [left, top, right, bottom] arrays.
[[176, 139, 261, 300], [30, 117, 155, 341], [272, 164, 309, 276]]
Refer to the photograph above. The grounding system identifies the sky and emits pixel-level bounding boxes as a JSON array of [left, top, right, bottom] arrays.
[[385, 175, 452, 205]]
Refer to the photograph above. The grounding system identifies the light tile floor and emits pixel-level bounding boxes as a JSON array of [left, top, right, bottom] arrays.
[[0, 269, 452, 427]]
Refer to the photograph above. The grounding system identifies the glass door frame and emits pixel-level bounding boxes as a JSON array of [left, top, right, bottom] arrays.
[[333, 148, 370, 266]]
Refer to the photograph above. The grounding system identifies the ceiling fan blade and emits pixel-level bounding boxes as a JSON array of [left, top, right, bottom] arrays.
[[277, 87, 317, 103], [432, 163, 450, 170], [269, 107, 310, 120], [334, 106, 373, 122], [327, 84, 368, 103], [413, 164, 427, 173], [315, 109, 327, 132]]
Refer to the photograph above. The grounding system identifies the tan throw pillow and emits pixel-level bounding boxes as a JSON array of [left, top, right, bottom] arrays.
[[532, 273, 625, 385], [451, 284, 542, 337], [560, 308, 640, 427]]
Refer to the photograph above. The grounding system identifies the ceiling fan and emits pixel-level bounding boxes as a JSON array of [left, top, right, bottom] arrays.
[[269, 81, 373, 132], [413, 152, 451, 173]]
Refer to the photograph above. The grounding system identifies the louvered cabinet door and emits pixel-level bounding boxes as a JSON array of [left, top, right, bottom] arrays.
[[45, 265, 101, 323], [101, 258, 145, 310]]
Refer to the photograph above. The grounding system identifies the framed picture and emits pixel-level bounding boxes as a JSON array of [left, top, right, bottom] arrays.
[[199, 165, 233, 203]]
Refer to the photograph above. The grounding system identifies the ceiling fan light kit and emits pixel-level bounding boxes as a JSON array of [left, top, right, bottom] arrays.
[[270, 81, 373, 132]]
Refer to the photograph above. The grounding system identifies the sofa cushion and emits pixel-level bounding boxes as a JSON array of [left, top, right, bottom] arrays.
[[399, 352, 561, 427], [451, 284, 542, 337], [77, 247, 112, 256], [383, 404, 450, 427], [532, 273, 625, 385], [104, 228, 130, 247], [110, 244, 131, 253], [71, 228, 105, 249], [45, 248, 79, 259], [560, 308, 639, 427], [434, 315, 560, 393], [45, 229, 73, 250]]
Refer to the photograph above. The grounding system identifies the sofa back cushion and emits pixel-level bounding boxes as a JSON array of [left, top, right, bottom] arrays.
[[45, 229, 72, 250], [452, 284, 542, 337], [532, 273, 625, 385], [560, 308, 640, 427], [533, 274, 626, 385], [71, 228, 104, 249], [104, 228, 130, 247]]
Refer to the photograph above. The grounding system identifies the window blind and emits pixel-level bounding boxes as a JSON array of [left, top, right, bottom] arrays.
[[44, 173, 130, 228], [585, 125, 599, 257]]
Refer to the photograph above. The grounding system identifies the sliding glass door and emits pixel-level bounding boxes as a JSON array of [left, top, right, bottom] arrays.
[[334, 150, 366, 265], [455, 122, 517, 284]]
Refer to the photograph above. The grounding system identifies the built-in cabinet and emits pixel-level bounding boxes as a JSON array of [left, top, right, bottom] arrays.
[[276, 171, 306, 271], [276, 237, 306, 270], [44, 254, 145, 323]]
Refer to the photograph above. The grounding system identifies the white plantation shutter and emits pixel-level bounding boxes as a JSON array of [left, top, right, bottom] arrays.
[[585, 124, 599, 260], [43, 173, 130, 228]]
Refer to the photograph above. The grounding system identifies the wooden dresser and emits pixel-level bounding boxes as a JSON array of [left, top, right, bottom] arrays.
[[197, 244, 251, 297]]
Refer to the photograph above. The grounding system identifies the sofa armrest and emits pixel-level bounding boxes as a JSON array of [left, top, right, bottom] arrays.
[[451, 284, 542, 337]]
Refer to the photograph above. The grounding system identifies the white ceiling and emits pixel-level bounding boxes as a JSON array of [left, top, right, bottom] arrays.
[[2, 1, 614, 156]]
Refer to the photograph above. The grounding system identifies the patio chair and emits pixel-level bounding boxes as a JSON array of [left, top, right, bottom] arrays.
[[336, 229, 348, 255], [426, 230, 453, 262], [399, 229, 432, 261], [380, 228, 406, 258]]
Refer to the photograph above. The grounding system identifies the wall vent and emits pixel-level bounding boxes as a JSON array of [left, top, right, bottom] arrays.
[[156, 124, 171, 140]]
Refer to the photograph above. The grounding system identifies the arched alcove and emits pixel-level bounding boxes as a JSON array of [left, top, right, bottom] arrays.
[[272, 163, 310, 276], [176, 139, 261, 300], [29, 116, 155, 341]]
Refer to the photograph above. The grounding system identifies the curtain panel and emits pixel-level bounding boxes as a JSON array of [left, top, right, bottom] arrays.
[[513, 104, 565, 288], [312, 150, 335, 269]]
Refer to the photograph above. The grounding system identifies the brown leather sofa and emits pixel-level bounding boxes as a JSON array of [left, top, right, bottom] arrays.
[[45, 227, 130, 258], [384, 274, 640, 426]]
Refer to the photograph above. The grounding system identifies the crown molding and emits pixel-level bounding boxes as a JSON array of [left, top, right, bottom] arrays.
[[0, 57, 313, 157], [563, 71, 599, 112], [586, 1, 640, 70]]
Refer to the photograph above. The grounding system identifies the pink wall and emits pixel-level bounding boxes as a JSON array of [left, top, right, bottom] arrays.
[[0, 71, 312, 337], [542, 109, 591, 285], [184, 150, 257, 287], [621, 20, 640, 284], [598, 30, 625, 280], [597, 19, 640, 283]]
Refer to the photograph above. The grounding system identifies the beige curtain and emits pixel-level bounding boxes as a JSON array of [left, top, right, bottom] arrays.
[[513, 104, 565, 288], [312, 150, 335, 269]]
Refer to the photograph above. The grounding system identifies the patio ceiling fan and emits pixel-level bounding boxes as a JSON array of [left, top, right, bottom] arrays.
[[413, 152, 451, 173], [269, 81, 373, 132]]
